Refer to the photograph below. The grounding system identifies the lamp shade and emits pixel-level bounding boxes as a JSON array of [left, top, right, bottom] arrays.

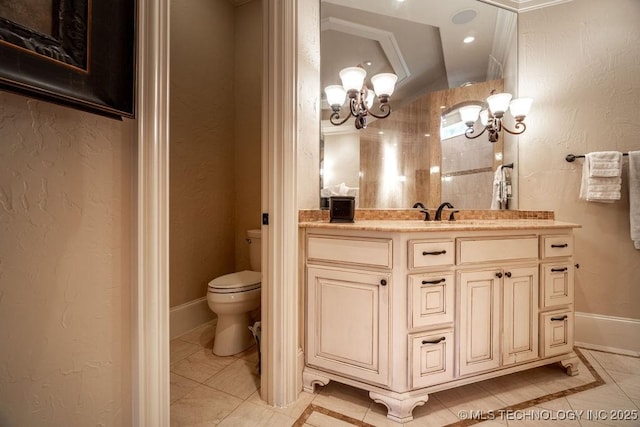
[[480, 109, 489, 126], [339, 67, 367, 92], [325, 85, 346, 107], [509, 97, 533, 118], [459, 105, 482, 124], [487, 92, 512, 114], [370, 73, 398, 97]]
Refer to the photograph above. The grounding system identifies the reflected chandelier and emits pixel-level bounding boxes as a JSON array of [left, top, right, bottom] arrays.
[[324, 66, 398, 130], [460, 92, 533, 143]]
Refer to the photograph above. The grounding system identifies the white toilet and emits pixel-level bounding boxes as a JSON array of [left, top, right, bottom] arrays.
[[207, 229, 262, 356]]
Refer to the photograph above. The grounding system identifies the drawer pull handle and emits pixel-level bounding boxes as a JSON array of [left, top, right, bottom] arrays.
[[422, 278, 446, 285], [551, 243, 568, 248], [551, 315, 568, 321], [495, 272, 503, 278], [505, 271, 512, 278], [551, 267, 568, 273], [422, 337, 446, 345], [380, 279, 387, 286], [422, 250, 447, 256]]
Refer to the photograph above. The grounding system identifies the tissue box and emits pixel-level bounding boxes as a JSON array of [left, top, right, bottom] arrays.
[[330, 196, 355, 223]]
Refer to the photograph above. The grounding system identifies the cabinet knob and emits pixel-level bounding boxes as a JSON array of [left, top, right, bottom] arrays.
[[505, 271, 512, 278], [495, 272, 503, 278], [380, 279, 387, 286], [422, 337, 446, 345]]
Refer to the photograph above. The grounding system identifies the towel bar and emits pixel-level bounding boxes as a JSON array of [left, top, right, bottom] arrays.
[[566, 153, 629, 162]]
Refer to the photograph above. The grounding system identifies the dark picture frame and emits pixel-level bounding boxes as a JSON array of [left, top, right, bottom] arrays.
[[0, 0, 136, 119]]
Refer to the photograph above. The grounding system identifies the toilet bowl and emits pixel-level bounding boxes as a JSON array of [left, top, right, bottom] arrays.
[[207, 229, 261, 356]]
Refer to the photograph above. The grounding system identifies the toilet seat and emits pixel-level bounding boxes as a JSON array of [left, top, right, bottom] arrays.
[[207, 270, 261, 294]]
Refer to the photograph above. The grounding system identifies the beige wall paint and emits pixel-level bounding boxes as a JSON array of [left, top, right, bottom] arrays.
[[0, 92, 133, 425], [170, 0, 262, 306], [518, 0, 640, 319], [234, 0, 263, 270]]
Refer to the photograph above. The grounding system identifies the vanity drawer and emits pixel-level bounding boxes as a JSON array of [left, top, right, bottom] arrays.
[[409, 240, 455, 269], [540, 309, 574, 357], [541, 235, 574, 259], [540, 263, 574, 308], [409, 329, 455, 389], [307, 235, 392, 269], [409, 273, 454, 328], [457, 236, 538, 265]]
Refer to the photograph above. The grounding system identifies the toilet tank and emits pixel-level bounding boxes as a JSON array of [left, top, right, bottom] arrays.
[[247, 229, 262, 272]]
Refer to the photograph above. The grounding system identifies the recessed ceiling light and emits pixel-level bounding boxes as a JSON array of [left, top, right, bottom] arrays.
[[464, 36, 475, 44], [364, 60, 373, 67]]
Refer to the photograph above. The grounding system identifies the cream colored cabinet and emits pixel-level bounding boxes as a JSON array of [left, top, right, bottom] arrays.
[[458, 269, 501, 376], [306, 266, 390, 386], [459, 265, 538, 375], [302, 225, 579, 423]]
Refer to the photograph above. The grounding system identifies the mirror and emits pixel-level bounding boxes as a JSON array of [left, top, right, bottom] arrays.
[[320, 0, 518, 209]]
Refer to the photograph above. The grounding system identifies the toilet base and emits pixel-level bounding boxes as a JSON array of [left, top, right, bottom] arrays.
[[212, 313, 254, 356]]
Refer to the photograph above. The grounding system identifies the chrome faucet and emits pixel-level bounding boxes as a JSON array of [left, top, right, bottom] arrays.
[[413, 202, 431, 221], [435, 202, 454, 221]]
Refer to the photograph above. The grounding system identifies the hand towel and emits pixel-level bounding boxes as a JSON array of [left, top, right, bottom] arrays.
[[579, 151, 623, 202], [587, 151, 622, 178], [491, 165, 506, 210], [629, 151, 640, 249]]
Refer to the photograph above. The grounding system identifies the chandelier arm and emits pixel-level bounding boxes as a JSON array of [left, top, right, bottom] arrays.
[[464, 126, 488, 139], [368, 103, 391, 119], [502, 121, 527, 135], [329, 111, 352, 126]]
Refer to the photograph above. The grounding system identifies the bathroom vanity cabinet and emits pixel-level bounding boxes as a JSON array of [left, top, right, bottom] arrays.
[[300, 220, 579, 422]]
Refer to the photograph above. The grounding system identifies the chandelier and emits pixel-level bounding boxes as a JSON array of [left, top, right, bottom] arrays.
[[324, 66, 398, 130], [459, 93, 533, 143]]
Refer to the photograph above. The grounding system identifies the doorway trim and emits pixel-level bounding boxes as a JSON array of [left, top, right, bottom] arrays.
[[134, 0, 170, 424], [134, 0, 304, 424]]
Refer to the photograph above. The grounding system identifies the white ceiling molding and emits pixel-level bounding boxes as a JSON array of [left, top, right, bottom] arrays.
[[321, 17, 410, 83], [479, 0, 572, 13]]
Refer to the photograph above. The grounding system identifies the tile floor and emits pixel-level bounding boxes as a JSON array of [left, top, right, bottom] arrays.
[[170, 321, 640, 426]]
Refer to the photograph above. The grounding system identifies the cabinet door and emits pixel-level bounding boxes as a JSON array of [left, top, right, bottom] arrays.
[[503, 266, 539, 365], [306, 266, 390, 386], [458, 269, 501, 376]]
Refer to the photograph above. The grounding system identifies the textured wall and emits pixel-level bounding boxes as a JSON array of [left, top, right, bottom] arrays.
[[0, 92, 133, 425], [234, 0, 263, 271], [170, 0, 237, 307], [518, 0, 640, 319]]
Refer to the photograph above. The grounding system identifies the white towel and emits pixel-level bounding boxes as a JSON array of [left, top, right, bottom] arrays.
[[587, 151, 622, 177], [579, 151, 623, 202], [491, 165, 507, 210], [629, 151, 640, 249]]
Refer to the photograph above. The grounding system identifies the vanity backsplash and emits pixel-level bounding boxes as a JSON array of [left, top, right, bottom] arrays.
[[299, 209, 554, 222]]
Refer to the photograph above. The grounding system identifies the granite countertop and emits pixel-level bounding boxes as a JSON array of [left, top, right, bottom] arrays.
[[298, 219, 581, 232]]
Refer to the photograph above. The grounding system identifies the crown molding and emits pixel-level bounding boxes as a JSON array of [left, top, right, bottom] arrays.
[[479, 0, 572, 13], [321, 16, 410, 83]]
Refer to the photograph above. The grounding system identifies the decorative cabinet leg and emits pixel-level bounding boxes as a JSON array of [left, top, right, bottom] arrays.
[[302, 369, 331, 393], [560, 355, 580, 376], [369, 391, 429, 423]]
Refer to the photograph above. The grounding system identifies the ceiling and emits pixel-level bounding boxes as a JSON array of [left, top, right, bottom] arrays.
[[321, 0, 517, 111]]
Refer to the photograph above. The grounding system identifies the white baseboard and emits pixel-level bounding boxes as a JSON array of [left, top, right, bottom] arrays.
[[170, 297, 216, 339], [575, 312, 640, 357]]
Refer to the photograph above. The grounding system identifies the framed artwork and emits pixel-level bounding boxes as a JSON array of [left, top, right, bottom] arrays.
[[0, 0, 136, 119]]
